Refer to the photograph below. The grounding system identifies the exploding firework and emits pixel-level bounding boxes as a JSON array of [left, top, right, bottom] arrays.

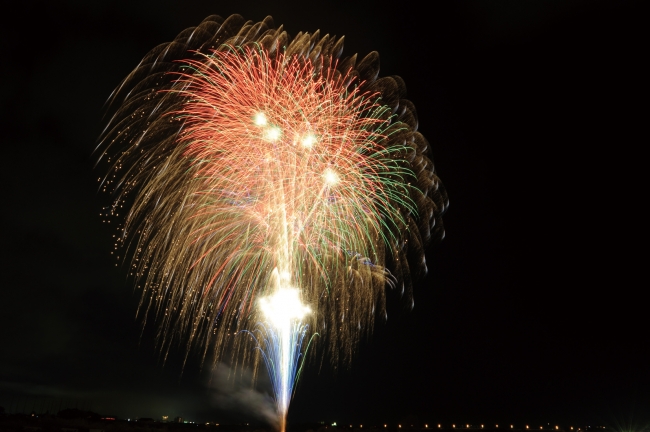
[[98, 14, 447, 429]]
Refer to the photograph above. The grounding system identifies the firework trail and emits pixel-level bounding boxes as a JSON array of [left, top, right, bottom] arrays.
[[98, 14, 447, 429]]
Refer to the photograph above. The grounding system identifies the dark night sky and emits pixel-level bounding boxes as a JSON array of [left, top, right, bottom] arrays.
[[0, 0, 646, 427]]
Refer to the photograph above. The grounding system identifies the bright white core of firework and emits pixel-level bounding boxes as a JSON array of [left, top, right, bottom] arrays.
[[259, 288, 310, 328], [265, 126, 282, 141], [301, 133, 317, 148], [323, 168, 339, 186], [254, 112, 268, 126]]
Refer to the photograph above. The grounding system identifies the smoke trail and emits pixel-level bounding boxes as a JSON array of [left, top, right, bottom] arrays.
[[208, 364, 279, 428]]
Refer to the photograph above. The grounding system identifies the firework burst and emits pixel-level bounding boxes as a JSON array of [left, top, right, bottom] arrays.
[[98, 14, 447, 428]]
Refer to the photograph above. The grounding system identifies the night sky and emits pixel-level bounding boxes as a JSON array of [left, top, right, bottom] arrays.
[[0, 0, 645, 427]]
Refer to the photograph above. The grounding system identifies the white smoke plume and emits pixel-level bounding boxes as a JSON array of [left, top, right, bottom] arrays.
[[208, 363, 279, 428]]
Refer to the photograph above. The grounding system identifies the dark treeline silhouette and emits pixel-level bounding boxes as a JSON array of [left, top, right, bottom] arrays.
[[57, 407, 101, 420]]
